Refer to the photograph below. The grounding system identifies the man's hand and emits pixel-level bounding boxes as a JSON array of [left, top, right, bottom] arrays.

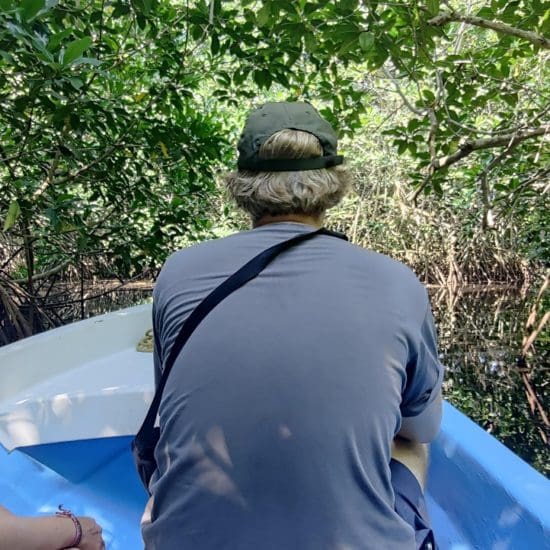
[[392, 437, 428, 489], [399, 391, 443, 443]]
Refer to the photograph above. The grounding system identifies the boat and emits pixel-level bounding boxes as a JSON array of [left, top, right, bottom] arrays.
[[0, 304, 548, 549]]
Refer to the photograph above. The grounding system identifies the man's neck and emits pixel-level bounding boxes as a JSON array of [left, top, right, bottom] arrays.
[[253, 214, 323, 229]]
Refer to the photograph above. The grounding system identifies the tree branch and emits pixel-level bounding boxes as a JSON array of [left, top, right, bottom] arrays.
[[412, 126, 548, 203], [0, 283, 33, 338], [428, 12, 550, 50], [477, 136, 523, 228], [51, 139, 124, 187], [10, 259, 72, 284], [432, 126, 548, 171], [382, 67, 425, 116]]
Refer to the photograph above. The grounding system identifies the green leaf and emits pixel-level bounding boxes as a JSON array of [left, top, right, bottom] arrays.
[[369, 43, 390, 69], [4, 200, 21, 231], [134, 0, 152, 15], [338, 38, 357, 55], [257, 5, 271, 27], [425, 0, 440, 16], [477, 6, 495, 19], [304, 2, 320, 15], [68, 77, 84, 89], [359, 32, 375, 51], [407, 118, 423, 132], [394, 140, 408, 155], [422, 89, 436, 103], [304, 33, 316, 52], [48, 29, 72, 51], [211, 34, 220, 55], [0, 0, 15, 10], [32, 37, 54, 62], [89, 9, 103, 23], [253, 69, 272, 89], [62, 37, 92, 65], [21, 0, 44, 21], [136, 14, 147, 30], [340, 0, 358, 10], [503, 93, 518, 107], [191, 24, 203, 40], [0, 50, 15, 64], [70, 57, 101, 67], [233, 68, 249, 85], [274, 70, 289, 87], [112, 3, 130, 17]]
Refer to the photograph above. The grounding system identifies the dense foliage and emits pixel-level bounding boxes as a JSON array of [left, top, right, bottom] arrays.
[[0, 0, 232, 285], [0, 1, 547, 311], [0, 0, 239, 339], [1, 1, 548, 278]]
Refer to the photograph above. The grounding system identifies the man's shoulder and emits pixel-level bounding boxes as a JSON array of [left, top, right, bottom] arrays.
[[342, 241, 424, 287], [156, 230, 253, 283], [167, 230, 248, 261]]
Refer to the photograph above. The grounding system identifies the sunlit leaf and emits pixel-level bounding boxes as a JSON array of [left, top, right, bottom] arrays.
[[211, 34, 220, 55], [0, 0, 15, 10], [425, 0, 440, 16], [158, 141, 169, 158], [359, 32, 375, 51], [3, 200, 21, 231], [70, 57, 101, 66], [62, 37, 92, 65], [68, 77, 84, 90], [48, 29, 72, 51], [257, 5, 270, 27], [20, 0, 44, 21]]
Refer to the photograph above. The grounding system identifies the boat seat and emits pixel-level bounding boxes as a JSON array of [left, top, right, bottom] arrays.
[[0, 347, 153, 450]]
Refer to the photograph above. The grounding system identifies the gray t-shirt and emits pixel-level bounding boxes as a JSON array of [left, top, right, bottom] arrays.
[[142, 222, 443, 550]]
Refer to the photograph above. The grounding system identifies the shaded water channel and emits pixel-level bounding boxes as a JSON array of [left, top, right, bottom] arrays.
[[430, 287, 548, 476], [3, 283, 549, 476]]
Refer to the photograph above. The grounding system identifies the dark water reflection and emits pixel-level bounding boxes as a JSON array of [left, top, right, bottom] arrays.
[[429, 287, 549, 476], [74, 287, 153, 320]]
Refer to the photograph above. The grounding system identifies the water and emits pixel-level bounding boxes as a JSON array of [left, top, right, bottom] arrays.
[[430, 287, 549, 476], [2, 283, 548, 475]]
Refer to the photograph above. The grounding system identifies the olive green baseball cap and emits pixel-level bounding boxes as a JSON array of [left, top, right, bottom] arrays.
[[237, 102, 344, 172]]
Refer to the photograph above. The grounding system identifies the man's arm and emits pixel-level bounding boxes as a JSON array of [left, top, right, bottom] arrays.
[[400, 299, 444, 444], [398, 390, 443, 444], [391, 438, 429, 489]]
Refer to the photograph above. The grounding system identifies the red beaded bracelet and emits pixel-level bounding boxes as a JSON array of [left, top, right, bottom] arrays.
[[56, 505, 83, 548]]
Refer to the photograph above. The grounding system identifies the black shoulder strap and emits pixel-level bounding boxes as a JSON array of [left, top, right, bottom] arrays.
[[134, 227, 347, 443]]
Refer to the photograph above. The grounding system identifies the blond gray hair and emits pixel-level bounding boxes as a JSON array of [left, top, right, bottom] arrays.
[[225, 129, 350, 222]]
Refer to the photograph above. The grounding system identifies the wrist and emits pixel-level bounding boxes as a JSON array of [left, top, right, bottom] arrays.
[[56, 506, 83, 548]]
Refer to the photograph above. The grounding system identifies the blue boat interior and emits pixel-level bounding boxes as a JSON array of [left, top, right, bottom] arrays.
[[1, 402, 549, 549]]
